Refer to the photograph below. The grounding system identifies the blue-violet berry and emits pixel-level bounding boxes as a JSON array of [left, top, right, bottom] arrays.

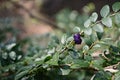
[[73, 33, 82, 44]]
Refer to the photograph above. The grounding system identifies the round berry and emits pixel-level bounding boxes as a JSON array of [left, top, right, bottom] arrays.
[[73, 33, 82, 44]]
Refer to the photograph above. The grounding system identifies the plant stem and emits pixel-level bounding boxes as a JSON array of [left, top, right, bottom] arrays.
[[83, 40, 99, 59]]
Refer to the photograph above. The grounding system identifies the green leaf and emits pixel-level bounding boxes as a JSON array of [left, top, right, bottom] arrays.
[[109, 45, 120, 54], [93, 24, 103, 32], [61, 34, 67, 44], [97, 32, 103, 40], [117, 41, 120, 48], [69, 50, 79, 59], [84, 38, 93, 47], [6, 43, 16, 50], [114, 71, 120, 80], [84, 55, 92, 61], [73, 26, 80, 33], [2, 52, 8, 59], [48, 47, 55, 54], [83, 45, 89, 51], [92, 71, 112, 80], [71, 60, 89, 69], [84, 19, 91, 28], [92, 59, 105, 70], [67, 36, 74, 42], [16, 66, 32, 75], [93, 44, 101, 48], [115, 13, 120, 24], [100, 5, 110, 17], [35, 58, 45, 65], [112, 2, 120, 12], [41, 54, 52, 62], [69, 11, 78, 21], [46, 52, 59, 65], [90, 33, 97, 42], [102, 17, 112, 27], [63, 55, 73, 64], [9, 51, 16, 60], [90, 12, 98, 22], [60, 68, 71, 75], [84, 28, 92, 35], [15, 70, 28, 80]]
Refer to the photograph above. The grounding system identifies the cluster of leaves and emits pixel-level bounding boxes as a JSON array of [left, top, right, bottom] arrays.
[[0, 2, 120, 80], [0, 18, 24, 80]]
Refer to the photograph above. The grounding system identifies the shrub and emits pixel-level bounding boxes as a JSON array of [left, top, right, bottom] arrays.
[[0, 2, 120, 80]]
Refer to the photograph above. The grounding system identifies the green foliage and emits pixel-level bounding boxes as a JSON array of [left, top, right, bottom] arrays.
[[0, 2, 120, 80]]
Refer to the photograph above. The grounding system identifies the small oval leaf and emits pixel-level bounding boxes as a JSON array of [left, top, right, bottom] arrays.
[[93, 24, 104, 32], [84, 28, 92, 35], [97, 32, 104, 40], [9, 51, 16, 60], [73, 26, 80, 33], [102, 17, 112, 27], [90, 12, 98, 22], [100, 5, 110, 17], [84, 19, 91, 28], [112, 2, 120, 12], [84, 38, 93, 47], [61, 34, 67, 44], [115, 13, 120, 24], [60, 68, 71, 75]]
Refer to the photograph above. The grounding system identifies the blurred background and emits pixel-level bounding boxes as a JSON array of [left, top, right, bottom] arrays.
[[0, 0, 119, 39]]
